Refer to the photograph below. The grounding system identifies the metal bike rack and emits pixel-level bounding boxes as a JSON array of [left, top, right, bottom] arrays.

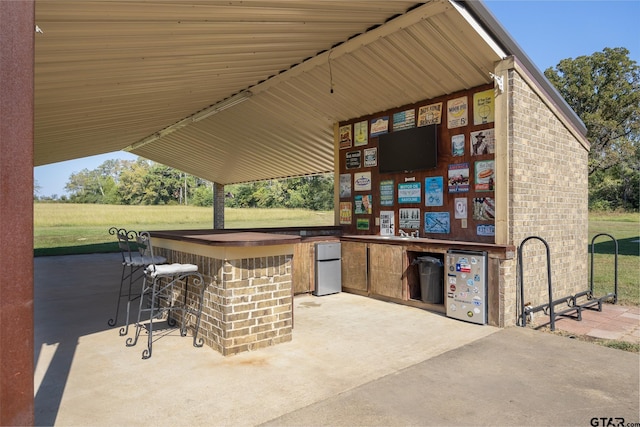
[[572, 233, 618, 310], [517, 236, 581, 331]]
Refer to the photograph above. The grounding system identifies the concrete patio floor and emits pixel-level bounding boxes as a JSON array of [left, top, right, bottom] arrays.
[[34, 253, 639, 426]]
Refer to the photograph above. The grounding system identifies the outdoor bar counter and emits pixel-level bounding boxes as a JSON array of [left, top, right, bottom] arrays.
[[149, 229, 303, 356], [339, 235, 515, 326], [149, 227, 342, 355], [149, 227, 517, 356]]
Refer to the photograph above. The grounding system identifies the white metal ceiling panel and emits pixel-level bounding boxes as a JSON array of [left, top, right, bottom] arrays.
[[34, 0, 518, 185], [35, 0, 422, 166]]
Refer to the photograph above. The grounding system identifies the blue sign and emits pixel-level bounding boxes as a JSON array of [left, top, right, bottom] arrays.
[[398, 182, 421, 204]]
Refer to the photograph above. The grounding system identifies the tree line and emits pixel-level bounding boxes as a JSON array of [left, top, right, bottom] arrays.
[[35, 48, 638, 212], [35, 157, 334, 210], [544, 47, 639, 211]]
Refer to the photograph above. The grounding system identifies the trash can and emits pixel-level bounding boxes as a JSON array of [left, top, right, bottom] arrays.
[[415, 256, 443, 304]]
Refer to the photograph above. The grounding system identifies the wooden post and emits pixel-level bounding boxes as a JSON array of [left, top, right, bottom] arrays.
[[0, 0, 35, 424]]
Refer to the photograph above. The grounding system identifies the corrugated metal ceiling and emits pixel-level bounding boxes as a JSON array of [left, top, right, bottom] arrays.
[[34, 0, 506, 184]]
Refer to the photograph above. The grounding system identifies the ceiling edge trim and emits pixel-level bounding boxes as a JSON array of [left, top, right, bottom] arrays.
[[457, 0, 587, 136]]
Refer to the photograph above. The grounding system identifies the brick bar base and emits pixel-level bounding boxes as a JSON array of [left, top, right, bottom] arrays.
[[155, 248, 293, 356]]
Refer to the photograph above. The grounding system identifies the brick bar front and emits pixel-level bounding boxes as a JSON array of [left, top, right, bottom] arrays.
[[151, 232, 300, 356]]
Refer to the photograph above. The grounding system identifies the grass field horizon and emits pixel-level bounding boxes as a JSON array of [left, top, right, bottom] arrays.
[[34, 203, 334, 252], [34, 203, 638, 305]]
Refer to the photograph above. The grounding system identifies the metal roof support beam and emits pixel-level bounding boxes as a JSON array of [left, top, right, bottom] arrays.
[[125, 91, 253, 152], [249, 0, 452, 96]]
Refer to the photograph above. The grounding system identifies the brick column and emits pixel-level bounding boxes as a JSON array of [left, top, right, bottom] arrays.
[[0, 1, 35, 424], [213, 182, 225, 229]]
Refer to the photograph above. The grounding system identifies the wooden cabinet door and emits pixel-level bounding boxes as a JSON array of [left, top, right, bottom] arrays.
[[341, 241, 368, 293], [293, 241, 314, 294], [369, 244, 404, 300]]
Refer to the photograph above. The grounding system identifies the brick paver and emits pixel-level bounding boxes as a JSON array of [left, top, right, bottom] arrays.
[[532, 303, 640, 344]]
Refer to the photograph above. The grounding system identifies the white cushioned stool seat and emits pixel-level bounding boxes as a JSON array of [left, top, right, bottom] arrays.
[[147, 263, 198, 278]]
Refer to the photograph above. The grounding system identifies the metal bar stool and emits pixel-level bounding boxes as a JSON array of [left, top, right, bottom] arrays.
[[126, 231, 206, 359], [107, 227, 167, 336]]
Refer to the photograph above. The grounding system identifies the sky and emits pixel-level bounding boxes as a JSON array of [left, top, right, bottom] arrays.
[[33, 0, 640, 198]]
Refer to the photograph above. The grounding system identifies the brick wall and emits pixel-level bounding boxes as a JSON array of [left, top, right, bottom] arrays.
[[155, 248, 293, 356], [505, 69, 589, 324], [213, 182, 225, 229]]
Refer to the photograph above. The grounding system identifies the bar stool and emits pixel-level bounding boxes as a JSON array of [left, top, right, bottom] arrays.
[[126, 231, 206, 359], [107, 227, 167, 336]]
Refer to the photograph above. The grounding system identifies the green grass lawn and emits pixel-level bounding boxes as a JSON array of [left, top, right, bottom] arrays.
[[588, 212, 639, 306], [34, 203, 334, 255], [34, 203, 638, 305]]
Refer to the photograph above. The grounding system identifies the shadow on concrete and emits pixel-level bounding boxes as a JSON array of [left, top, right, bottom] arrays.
[[34, 253, 124, 425], [34, 242, 119, 257], [34, 254, 639, 427]]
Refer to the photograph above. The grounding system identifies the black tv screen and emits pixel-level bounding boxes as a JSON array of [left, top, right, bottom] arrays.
[[378, 125, 438, 174]]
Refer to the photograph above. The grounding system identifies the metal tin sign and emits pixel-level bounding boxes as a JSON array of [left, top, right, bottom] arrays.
[[380, 179, 394, 206], [448, 163, 470, 193], [345, 150, 361, 169], [353, 172, 371, 191], [425, 212, 450, 234], [392, 109, 416, 131], [364, 148, 377, 167], [370, 116, 389, 137], [398, 182, 421, 203], [354, 120, 368, 146], [477, 224, 495, 236], [425, 176, 443, 207], [339, 173, 351, 198]]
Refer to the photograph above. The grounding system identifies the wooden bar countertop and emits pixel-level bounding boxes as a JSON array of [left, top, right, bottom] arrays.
[[341, 234, 515, 260], [150, 230, 301, 247]]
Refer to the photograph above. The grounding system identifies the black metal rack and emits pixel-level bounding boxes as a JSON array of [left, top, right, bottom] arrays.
[[517, 234, 619, 332], [517, 236, 582, 331], [572, 233, 619, 311]]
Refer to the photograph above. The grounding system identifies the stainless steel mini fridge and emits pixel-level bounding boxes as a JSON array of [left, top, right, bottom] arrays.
[[314, 242, 342, 296], [445, 250, 487, 325]]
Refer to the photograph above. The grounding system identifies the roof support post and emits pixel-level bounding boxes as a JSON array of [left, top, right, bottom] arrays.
[[0, 0, 35, 425], [493, 57, 513, 246], [333, 122, 341, 226], [213, 182, 225, 229]]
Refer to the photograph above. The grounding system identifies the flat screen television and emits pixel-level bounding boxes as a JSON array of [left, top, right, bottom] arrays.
[[378, 124, 438, 174]]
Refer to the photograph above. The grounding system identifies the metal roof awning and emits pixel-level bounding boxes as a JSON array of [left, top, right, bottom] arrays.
[[34, 0, 585, 185]]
